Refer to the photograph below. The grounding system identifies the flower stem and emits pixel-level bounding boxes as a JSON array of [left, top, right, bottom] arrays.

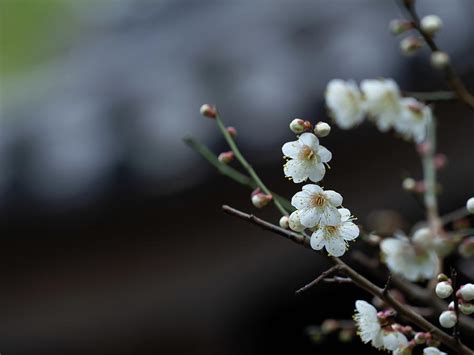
[[214, 112, 289, 216]]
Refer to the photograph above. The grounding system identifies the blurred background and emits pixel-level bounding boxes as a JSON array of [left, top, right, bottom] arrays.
[[1, 0, 473, 354]]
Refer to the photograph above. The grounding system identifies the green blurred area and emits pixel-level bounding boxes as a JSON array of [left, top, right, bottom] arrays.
[[0, 0, 76, 80]]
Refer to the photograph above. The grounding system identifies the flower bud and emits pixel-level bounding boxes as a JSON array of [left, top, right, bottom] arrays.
[[200, 104, 217, 118], [414, 332, 427, 344], [459, 237, 474, 258], [420, 15, 443, 36], [426, 338, 441, 348], [430, 51, 450, 70], [412, 227, 432, 248], [338, 328, 353, 343], [251, 188, 272, 208], [218, 151, 234, 164], [437, 273, 449, 282], [289, 118, 305, 134], [314, 121, 331, 137], [467, 197, 474, 214], [439, 310, 457, 328], [433, 154, 447, 170], [457, 283, 474, 301], [402, 177, 416, 191], [435, 281, 453, 299], [279, 215, 290, 229], [289, 211, 305, 232], [226, 126, 237, 138], [389, 19, 413, 35], [459, 301, 474, 315], [400, 36, 423, 56], [448, 301, 454, 310]]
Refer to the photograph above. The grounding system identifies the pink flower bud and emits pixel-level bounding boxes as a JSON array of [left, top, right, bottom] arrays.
[[389, 19, 414, 35], [218, 151, 234, 164], [414, 332, 427, 344], [289, 119, 305, 134], [416, 142, 431, 156], [457, 283, 474, 301], [400, 36, 424, 56], [434, 154, 447, 170], [199, 104, 217, 118], [226, 126, 237, 138], [279, 215, 290, 229], [251, 189, 272, 208]]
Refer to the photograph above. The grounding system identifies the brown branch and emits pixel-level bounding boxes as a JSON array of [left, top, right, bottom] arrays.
[[401, 0, 474, 110], [451, 268, 461, 342], [323, 277, 353, 284], [222, 204, 473, 355], [295, 265, 341, 295]]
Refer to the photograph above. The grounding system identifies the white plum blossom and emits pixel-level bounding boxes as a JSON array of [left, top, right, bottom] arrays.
[[394, 98, 431, 143], [325, 79, 365, 129], [423, 347, 447, 355], [282, 133, 332, 183], [380, 234, 438, 282], [310, 208, 359, 257], [361, 79, 402, 132], [354, 300, 408, 351], [291, 184, 342, 228]]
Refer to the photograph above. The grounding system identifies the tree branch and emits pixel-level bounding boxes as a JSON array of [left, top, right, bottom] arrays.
[[295, 265, 341, 295], [222, 204, 473, 354]]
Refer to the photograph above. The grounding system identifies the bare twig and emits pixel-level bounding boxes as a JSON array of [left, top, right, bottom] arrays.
[[383, 274, 392, 296], [403, 91, 457, 102], [322, 277, 353, 284], [222, 204, 473, 354], [400, 0, 474, 110], [295, 265, 341, 294], [451, 268, 461, 342]]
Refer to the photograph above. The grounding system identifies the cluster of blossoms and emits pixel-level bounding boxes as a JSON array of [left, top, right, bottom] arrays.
[[354, 300, 446, 354], [325, 78, 432, 143], [282, 129, 360, 257]]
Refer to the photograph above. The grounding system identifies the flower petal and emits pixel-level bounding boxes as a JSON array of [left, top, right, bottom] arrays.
[[282, 141, 301, 158], [299, 132, 319, 150], [291, 190, 311, 209], [338, 208, 351, 221], [317, 145, 332, 163], [310, 230, 325, 250], [308, 163, 325, 183], [325, 236, 346, 256], [320, 205, 341, 226], [383, 331, 408, 351], [324, 190, 343, 206], [299, 208, 320, 228], [340, 222, 359, 240], [302, 184, 322, 194], [284, 159, 309, 183]]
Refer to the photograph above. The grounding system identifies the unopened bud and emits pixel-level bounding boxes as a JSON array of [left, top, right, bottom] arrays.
[[417, 142, 432, 156], [459, 237, 474, 258], [226, 126, 237, 138], [439, 310, 457, 328], [459, 301, 474, 315], [412, 228, 432, 248], [289, 118, 306, 134], [218, 151, 234, 164], [448, 301, 455, 311], [338, 328, 353, 343], [414, 181, 426, 194], [434, 154, 447, 169], [426, 338, 441, 348], [321, 319, 339, 334], [279, 215, 290, 229], [251, 188, 272, 208], [289, 210, 305, 232], [457, 283, 474, 301], [414, 332, 427, 344], [435, 281, 453, 299], [430, 51, 450, 70], [466, 197, 474, 214], [400, 36, 423, 56], [420, 15, 443, 36], [437, 273, 449, 282], [389, 19, 413, 35], [200, 104, 217, 118], [402, 177, 416, 191], [314, 121, 331, 137]]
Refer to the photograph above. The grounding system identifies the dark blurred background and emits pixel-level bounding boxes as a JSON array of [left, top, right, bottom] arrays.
[[1, 0, 474, 354]]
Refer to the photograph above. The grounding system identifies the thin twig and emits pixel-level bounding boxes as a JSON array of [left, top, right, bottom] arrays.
[[295, 265, 341, 295], [451, 267, 461, 342], [400, 0, 474, 110], [322, 277, 353, 284], [403, 91, 457, 102], [383, 274, 393, 296], [441, 206, 470, 225], [222, 204, 473, 354]]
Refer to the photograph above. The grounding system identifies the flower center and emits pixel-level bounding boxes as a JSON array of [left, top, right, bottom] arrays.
[[300, 146, 315, 161], [311, 194, 326, 207], [325, 225, 339, 236]]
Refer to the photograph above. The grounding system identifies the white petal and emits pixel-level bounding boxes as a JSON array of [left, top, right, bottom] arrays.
[[282, 141, 301, 158], [338, 208, 351, 221], [291, 190, 312, 209], [320, 205, 341, 226], [299, 132, 319, 150], [302, 184, 322, 194], [307, 163, 325, 183], [299, 208, 320, 228], [325, 236, 346, 256], [383, 331, 408, 351], [284, 159, 309, 183], [340, 222, 359, 240], [310, 230, 325, 250], [371, 331, 385, 349], [324, 190, 343, 206], [355, 300, 377, 316], [317, 145, 332, 163]]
